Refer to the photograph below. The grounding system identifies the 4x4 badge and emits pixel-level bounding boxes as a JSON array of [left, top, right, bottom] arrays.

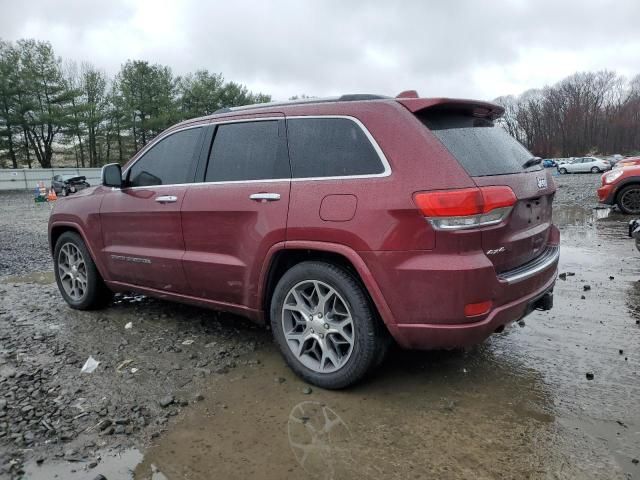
[[537, 177, 547, 189]]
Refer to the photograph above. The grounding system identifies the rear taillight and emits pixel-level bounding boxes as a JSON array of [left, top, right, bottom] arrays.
[[414, 186, 516, 230]]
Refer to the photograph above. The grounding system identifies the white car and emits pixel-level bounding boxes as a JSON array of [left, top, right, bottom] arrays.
[[558, 156, 611, 174]]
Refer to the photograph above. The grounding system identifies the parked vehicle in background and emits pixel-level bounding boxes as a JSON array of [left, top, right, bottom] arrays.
[[629, 219, 640, 252], [48, 92, 559, 388], [543, 159, 557, 168], [51, 174, 91, 196], [558, 156, 611, 174], [597, 165, 640, 214], [614, 156, 640, 169]]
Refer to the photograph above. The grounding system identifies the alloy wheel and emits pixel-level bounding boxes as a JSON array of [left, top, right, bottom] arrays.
[[57, 242, 88, 301], [620, 188, 640, 214], [281, 280, 355, 373]]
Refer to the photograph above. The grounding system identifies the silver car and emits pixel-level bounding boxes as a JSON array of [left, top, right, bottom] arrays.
[[558, 156, 611, 174]]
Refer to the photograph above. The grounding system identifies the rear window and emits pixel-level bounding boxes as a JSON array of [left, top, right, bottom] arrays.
[[206, 121, 289, 182], [417, 110, 540, 177], [287, 117, 385, 178]]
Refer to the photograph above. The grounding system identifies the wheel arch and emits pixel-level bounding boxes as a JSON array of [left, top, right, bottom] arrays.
[[49, 222, 108, 281], [615, 180, 640, 204], [259, 241, 399, 335]]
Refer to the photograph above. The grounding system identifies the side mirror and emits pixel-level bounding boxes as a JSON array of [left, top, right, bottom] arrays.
[[102, 163, 123, 188]]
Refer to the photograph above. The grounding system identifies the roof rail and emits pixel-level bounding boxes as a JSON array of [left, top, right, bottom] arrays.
[[212, 93, 390, 115]]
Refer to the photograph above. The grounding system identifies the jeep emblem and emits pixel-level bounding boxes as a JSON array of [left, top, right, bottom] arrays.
[[537, 177, 547, 189]]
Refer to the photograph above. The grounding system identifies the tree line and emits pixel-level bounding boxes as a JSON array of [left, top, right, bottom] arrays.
[[0, 39, 270, 169], [495, 71, 640, 159]]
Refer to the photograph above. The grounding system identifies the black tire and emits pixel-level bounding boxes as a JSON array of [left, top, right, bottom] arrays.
[[559, 168, 568, 174], [616, 185, 640, 215], [270, 261, 386, 389], [53, 231, 113, 310], [591, 167, 601, 173]]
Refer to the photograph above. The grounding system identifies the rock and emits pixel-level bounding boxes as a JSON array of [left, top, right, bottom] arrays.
[[97, 419, 112, 431], [559, 273, 567, 280], [100, 426, 115, 436], [88, 461, 98, 469], [0, 399, 6, 411], [518, 320, 526, 327], [194, 393, 205, 402], [274, 377, 286, 384], [581, 295, 586, 300], [114, 425, 125, 435], [609, 276, 615, 280], [114, 418, 129, 425], [92, 475, 108, 480], [586, 372, 594, 380], [23, 431, 35, 444], [567, 272, 575, 276], [619, 349, 624, 355], [302, 387, 312, 395], [583, 285, 591, 291], [158, 395, 174, 408], [632, 458, 639, 465]]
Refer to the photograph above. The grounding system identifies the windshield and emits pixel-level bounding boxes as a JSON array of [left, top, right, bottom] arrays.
[[417, 110, 541, 177]]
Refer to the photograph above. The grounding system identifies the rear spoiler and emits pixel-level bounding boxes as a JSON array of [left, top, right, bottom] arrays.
[[396, 97, 505, 120]]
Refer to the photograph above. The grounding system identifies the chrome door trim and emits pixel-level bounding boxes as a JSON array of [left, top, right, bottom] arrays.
[[120, 115, 392, 191]]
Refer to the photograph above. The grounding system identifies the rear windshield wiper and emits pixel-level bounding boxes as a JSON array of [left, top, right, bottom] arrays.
[[522, 157, 542, 169]]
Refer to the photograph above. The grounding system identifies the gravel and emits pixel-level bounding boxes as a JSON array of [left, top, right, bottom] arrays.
[[0, 190, 267, 479]]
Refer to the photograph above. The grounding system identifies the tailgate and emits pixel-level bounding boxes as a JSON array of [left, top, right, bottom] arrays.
[[473, 171, 555, 273], [413, 103, 556, 273]]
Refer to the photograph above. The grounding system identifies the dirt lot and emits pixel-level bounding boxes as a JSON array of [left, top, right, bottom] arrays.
[[0, 172, 639, 480]]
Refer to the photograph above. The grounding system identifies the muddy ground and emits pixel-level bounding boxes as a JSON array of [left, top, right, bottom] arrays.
[[0, 172, 639, 480]]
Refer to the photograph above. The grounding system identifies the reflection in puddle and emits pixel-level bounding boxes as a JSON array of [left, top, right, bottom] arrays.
[[553, 206, 630, 245], [23, 448, 148, 480], [288, 401, 353, 479]]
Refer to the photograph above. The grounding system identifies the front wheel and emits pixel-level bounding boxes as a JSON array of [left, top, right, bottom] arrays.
[[559, 168, 568, 174], [54, 231, 113, 309], [617, 185, 640, 215], [591, 167, 601, 173], [270, 261, 386, 389]]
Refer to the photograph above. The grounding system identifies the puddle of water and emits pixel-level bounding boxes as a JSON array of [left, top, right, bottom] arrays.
[[134, 347, 591, 480], [2, 270, 54, 285], [23, 448, 147, 480]]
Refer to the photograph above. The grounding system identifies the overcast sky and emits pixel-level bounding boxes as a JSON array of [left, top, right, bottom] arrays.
[[1, 0, 639, 101]]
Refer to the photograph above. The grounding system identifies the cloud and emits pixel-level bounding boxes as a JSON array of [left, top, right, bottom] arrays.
[[1, 0, 639, 101]]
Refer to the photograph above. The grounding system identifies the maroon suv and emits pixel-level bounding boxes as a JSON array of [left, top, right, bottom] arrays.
[[48, 92, 559, 388]]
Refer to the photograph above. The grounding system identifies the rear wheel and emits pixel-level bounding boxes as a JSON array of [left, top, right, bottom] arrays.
[[591, 166, 601, 173], [54, 231, 112, 309], [617, 185, 640, 214], [270, 261, 386, 389], [559, 168, 568, 174]]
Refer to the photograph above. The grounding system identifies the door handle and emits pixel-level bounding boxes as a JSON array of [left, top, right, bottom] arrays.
[[155, 195, 178, 204], [249, 193, 281, 202]]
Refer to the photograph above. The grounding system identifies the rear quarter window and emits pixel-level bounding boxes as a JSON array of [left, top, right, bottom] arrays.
[[418, 110, 540, 177], [286, 117, 385, 178]]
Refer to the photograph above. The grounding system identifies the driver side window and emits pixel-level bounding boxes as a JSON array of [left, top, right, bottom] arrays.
[[128, 127, 203, 187]]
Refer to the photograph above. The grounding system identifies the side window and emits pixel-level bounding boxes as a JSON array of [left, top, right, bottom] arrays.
[[287, 118, 385, 178], [128, 127, 203, 187], [205, 120, 289, 182]]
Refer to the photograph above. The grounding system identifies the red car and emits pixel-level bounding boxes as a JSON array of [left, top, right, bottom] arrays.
[[597, 165, 640, 214], [48, 93, 559, 388]]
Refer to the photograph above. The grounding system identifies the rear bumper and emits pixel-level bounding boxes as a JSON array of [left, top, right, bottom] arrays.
[[359, 226, 560, 350], [390, 273, 556, 349], [597, 184, 615, 204]]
